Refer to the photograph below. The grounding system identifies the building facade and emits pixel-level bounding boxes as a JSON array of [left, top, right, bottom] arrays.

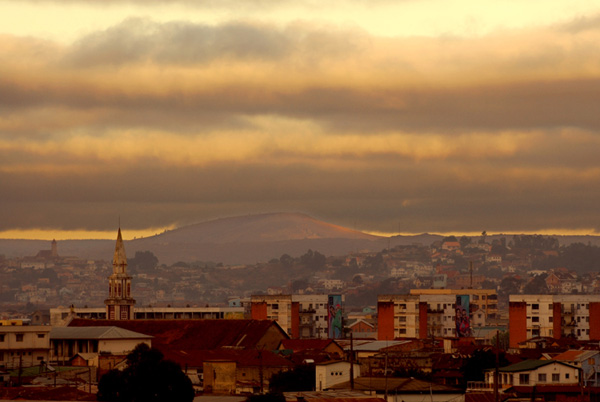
[[250, 294, 344, 339], [508, 294, 600, 348], [0, 326, 51, 369], [410, 289, 499, 327], [378, 294, 456, 340]]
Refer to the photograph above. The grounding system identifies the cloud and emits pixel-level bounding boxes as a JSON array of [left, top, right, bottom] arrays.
[[2, 15, 600, 235]]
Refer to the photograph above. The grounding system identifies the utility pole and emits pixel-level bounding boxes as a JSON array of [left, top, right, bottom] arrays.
[[384, 352, 388, 402], [350, 333, 354, 390], [494, 330, 499, 402]]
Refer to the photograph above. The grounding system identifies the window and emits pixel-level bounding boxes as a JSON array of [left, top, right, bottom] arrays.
[[538, 374, 546, 382], [399, 329, 406, 334], [519, 374, 529, 385], [399, 316, 406, 322], [552, 374, 560, 382], [37, 334, 45, 338], [532, 304, 539, 310], [548, 304, 553, 310], [532, 317, 539, 323], [272, 304, 279, 310], [549, 317, 553, 322], [0, 334, 4, 342], [16, 334, 24, 342], [566, 373, 570, 379]]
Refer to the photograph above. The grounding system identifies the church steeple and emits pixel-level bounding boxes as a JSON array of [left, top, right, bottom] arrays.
[[113, 228, 127, 274], [105, 227, 136, 320]]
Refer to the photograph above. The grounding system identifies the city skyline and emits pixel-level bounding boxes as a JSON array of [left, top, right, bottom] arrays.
[[2, 1, 600, 240]]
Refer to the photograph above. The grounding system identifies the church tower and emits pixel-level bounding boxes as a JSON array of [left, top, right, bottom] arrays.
[[105, 228, 136, 320]]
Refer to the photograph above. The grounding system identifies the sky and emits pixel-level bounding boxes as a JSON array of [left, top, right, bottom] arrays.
[[1, 0, 600, 240]]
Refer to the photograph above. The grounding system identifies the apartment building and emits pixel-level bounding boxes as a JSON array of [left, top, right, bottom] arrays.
[[509, 294, 600, 348], [250, 294, 344, 339], [410, 289, 498, 327], [378, 294, 456, 340]]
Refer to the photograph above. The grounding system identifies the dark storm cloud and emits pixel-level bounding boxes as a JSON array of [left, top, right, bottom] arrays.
[[2, 74, 600, 134], [2, 157, 600, 233]]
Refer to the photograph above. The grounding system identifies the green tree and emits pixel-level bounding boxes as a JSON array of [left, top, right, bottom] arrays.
[[128, 251, 159, 273], [269, 365, 315, 393], [97, 343, 194, 402]]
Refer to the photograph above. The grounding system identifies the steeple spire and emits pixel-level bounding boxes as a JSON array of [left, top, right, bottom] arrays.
[[105, 226, 135, 320], [113, 227, 127, 274]]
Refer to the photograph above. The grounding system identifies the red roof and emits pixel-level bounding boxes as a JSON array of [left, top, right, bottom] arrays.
[[69, 319, 287, 352], [280, 339, 338, 352], [167, 348, 294, 368]]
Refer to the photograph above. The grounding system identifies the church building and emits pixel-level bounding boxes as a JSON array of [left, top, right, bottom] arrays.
[[104, 228, 136, 320]]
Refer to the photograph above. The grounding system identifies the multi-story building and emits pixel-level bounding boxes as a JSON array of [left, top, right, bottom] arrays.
[[410, 289, 498, 327], [294, 294, 331, 339], [508, 294, 600, 348], [0, 326, 51, 369], [250, 294, 344, 339], [377, 294, 456, 340]]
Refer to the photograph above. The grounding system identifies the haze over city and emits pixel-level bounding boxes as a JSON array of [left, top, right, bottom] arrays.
[[2, 0, 600, 240]]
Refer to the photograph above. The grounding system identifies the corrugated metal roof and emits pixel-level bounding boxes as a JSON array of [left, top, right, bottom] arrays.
[[553, 349, 599, 362], [50, 326, 152, 340], [284, 390, 383, 401], [329, 377, 461, 393], [499, 359, 577, 373], [337, 340, 412, 352]]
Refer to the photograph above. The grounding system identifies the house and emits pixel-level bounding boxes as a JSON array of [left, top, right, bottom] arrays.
[[346, 319, 376, 338], [49, 326, 152, 364], [552, 349, 600, 386], [68, 318, 289, 375], [316, 361, 361, 391], [0, 326, 51, 369], [328, 376, 464, 402], [484, 359, 580, 389], [280, 339, 344, 358], [168, 348, 295, 394]]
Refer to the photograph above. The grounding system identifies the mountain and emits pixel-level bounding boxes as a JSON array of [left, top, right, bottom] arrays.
[[4, 213, 599, 266], [126, 213, 386, 264], [0, 213, 395, 265]]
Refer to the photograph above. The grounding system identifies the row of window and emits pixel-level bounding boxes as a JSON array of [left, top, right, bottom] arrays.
[[530, 303, 590, 310], [0, 333, 47, 342], [518, 372, 571, 384]]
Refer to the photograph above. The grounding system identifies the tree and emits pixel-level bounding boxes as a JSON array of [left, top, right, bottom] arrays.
[[279, 254, 294, 268], [269, 365, 315, 393], [97, 343, 194, 402], [128, 251, 159, 273], [461, 349, 509, 388]]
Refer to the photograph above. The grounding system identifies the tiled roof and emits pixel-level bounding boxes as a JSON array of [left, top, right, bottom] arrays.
[[69, 318, 286, 352], [280, 339, 338, 351], [498, 359, 576, 373], [553, 349, 598, 362], [166, 348, 294, 368], [50, 326, 152, 340], [329, 377, 461, 393]]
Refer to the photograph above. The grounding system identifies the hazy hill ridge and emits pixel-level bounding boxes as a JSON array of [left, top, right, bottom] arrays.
[[2, 213, 600, 265]]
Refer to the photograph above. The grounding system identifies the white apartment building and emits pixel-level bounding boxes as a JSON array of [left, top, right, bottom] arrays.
[[509, 294, 600, 348]]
